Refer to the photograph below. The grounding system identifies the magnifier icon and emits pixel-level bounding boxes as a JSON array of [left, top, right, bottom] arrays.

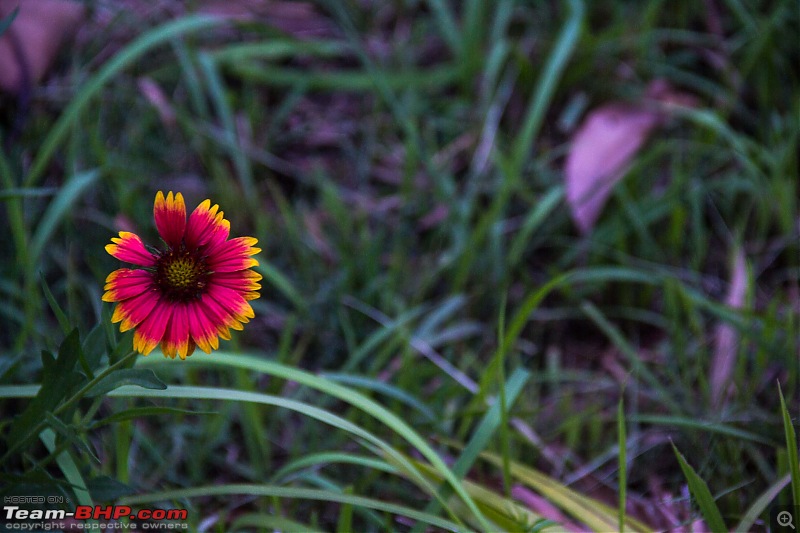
[[779, 511, 796, 529]]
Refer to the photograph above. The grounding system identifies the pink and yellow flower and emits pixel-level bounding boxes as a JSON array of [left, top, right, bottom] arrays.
[[103, 191, 261, 359]]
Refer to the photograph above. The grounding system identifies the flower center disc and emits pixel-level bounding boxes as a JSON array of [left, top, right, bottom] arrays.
[[156, 249, 209, 301]]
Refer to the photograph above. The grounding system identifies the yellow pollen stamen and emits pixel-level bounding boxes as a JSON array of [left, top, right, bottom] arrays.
[[166, 258, 199, 288], [156, 249, 209, 301]]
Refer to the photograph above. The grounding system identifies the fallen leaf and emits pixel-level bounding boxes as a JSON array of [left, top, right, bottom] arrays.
[[710, 249, 749, 405], [565, 103, 660, 234], [0, 0, 85, 94], [565, 79, 696, 234]]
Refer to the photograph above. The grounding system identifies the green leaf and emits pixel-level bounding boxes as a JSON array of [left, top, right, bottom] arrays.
[[778, 383, 800, 508], [40, 274, 71, 335], [85, 368, 166, 398], [81, 324, 107, 376], [7, 329, 83, 448], [671, 442, 727, 532], [44, 412, 100, 463], [87, 476, 136, 502]]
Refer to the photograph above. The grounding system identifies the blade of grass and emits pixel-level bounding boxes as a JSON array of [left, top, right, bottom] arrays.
[[424, 0, 461, 56], [734, 473, 791, 532], [121, 484, 465, 532], [476, 449, 652, 532], [197, 52, 256, 202], [779, 382, 800, 508], [40, 274, 71, 335], [411, 368, 530, 533], [671, 442, 727, 532], [321, 373, 437, 422], [231, 514, 325, 533], [510, 0, 584, 171], [272, 452, 398, 482], [135, 355, 492, 530], [29, 169, 98, 264], [25, 15, 220, 188], [630, 415, 774, 445], [40, 429, 93, 507]]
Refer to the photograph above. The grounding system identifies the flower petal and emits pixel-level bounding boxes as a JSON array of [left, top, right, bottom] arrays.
[[185, 199, 230, 250], [207, 283, 255, 323], [103, 269, 156, 302], [105, 232, 157, 266], [210, 270, 262, 293], [132, 298, 173, 355], [187, 301, 221, 354], [200, 290, 243, 339], [154, 191, 187, 248], [206, 236, 261, 273], [111, 289, 160, 332], [160, 303, 193, 359]]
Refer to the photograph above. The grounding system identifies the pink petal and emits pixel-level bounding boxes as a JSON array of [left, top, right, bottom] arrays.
[[133, 299, 173, 356], [187, 301, 220, 354], [160, 303, 193, 359], [111, 289, 160, 332], [185, 199, 230, 250], [211, 270, 262, 292], [105, 232, 157, 266], [103, 269, 156, 302], [207, 283, 255, 323], [153, 191, 187, 248], [206, 236, 261, 272], [198, 293, 240, 339]]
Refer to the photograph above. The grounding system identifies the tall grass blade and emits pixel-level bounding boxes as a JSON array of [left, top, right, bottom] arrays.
[[671, 442, 727, 532], [779, 383, 800, 508], [25, 15, 220, 188]]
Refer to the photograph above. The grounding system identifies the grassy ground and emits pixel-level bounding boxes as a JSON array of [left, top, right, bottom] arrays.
[[1, 0, 799, 531]]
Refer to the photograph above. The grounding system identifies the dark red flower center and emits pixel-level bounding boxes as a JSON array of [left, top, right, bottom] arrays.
[[155, 248, 209, 301]]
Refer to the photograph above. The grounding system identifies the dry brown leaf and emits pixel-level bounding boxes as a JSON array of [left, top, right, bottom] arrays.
[[0, 0, 85, 94], [710, 249, 749, 405], [565, 79, 696, 234]]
